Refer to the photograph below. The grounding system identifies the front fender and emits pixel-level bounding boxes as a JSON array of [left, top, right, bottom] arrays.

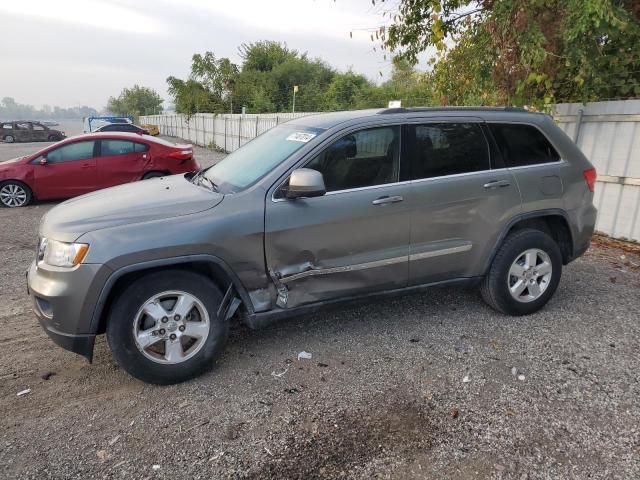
[[88, 254, 254, 335]]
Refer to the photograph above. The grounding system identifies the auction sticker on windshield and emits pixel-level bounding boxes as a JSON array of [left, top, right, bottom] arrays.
[[286, 132, 316, 143]]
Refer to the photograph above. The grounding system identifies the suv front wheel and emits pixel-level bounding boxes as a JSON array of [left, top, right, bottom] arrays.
[[481, 228, 562, 316], [106, 270, 228, 384]]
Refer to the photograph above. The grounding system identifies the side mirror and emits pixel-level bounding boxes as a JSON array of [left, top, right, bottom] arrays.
[[39, 156, 47, 166], [286, 168, 326, 199]]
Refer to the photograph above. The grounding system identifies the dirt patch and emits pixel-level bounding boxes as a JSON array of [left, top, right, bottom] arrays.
[[250, 398, 435, 479]]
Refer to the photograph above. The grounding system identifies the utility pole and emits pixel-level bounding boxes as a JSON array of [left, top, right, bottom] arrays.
[[292, 85, 298, 113]]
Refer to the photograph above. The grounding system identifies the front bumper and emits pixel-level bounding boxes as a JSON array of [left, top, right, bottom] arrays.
[[568, 203, 598, 262], [37, 318, 95, 361], [27, 260, 112, 361]]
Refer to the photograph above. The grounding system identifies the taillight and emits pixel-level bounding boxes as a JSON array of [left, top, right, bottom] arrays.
[[169, 149, 192, 159], [583, 168, 597, 193]]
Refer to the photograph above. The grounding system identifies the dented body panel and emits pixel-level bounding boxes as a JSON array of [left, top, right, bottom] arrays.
[[265, 181, 413, 308]]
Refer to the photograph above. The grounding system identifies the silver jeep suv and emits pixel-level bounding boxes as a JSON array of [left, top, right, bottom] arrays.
[[27, 107, 597, 384]]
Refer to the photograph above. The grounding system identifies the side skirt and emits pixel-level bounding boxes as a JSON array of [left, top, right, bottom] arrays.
[[244, 276, 482, 329]]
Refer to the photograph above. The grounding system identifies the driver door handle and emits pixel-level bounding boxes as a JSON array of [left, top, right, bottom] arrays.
[[372, 195, 403, 205], [483, 179, 510, 189]]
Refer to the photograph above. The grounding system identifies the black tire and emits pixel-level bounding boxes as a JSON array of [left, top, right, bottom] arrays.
[[3, 135, 15, 143], [481, 228, 562, 316], [106, 270, 228, 384], [142, 171, 165, 180], [0, 180, 32, 207], [47, 135, 60, 141]]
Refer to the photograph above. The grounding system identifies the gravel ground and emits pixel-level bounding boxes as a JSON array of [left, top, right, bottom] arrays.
[[1, 142, 639, 479]]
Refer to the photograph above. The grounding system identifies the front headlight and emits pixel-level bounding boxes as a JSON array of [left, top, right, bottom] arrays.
[[37, 238, 89, 268]]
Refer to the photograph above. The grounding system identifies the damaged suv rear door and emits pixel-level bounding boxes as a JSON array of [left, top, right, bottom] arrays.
[[265, 124, 411, 308]]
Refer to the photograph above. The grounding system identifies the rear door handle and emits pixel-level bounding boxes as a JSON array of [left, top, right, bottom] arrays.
[[372, 195, 403, 205], [483, 180, 510, 189]]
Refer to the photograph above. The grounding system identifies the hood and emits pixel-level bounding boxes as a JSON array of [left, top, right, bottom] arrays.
[[0, 157, 24, 166], [41, 175, 223, 241]]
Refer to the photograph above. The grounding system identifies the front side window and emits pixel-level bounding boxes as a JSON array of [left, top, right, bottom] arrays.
[[101, 140, 135, 156], [33, 124, 45, 131], [489, 123, 560, 167], [305, 126, 400, 192], [408, 123, 490, 180], [204, 124, 323, 192], [46, 141, 95, 163]]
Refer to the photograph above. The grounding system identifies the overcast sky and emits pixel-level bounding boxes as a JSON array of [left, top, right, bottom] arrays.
[[0, 0, 401, 110]]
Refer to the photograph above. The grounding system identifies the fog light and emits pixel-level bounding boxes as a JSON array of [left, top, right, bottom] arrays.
[[35, 297, 53, 319]]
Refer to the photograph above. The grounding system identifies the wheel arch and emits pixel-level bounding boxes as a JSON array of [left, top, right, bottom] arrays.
[[484, 209, 574, 275], [91, 255, 254, 336]]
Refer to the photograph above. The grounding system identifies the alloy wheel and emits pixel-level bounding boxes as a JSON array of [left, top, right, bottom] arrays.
[[507, 248, 553, 303], [132, 290, 211, 364], [0, 184, 28, 207]]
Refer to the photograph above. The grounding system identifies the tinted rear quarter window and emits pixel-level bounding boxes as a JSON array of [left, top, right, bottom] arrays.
[[489, 124, 559, 167], [409, 123, 490, 180]]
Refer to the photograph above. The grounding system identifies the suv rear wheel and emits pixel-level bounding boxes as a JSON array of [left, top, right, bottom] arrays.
[[481, 228, 562, 315], [106, 270, 228, 384], [3, 135, 15, 143]]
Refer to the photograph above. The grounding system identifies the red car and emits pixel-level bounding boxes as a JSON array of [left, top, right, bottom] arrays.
[[0, 133, 199, 207]]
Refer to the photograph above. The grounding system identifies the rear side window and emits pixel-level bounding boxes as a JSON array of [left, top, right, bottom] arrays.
[[408, 123, 490, 180], [46, 141, 95, 163], [489, 124, 559, 167], [101, 140, 135, 156], [134, 142, 149, 152], [2, 124, 12, 129]]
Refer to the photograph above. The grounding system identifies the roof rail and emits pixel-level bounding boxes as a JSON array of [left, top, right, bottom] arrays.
[[377, 106, 528, 115]]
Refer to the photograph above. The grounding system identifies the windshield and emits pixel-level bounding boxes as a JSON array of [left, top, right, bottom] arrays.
[[203, 124, 323, 192]]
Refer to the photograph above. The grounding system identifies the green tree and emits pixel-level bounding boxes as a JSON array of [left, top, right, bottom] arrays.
[[381, 57, 437, 106], [322, 71, 373, 110], [234, 41, 336, 112], [107, 85, 163, 117], [238, 41, 299, 72], [167, 53, 239, 115], [376, 0, 640, 106]]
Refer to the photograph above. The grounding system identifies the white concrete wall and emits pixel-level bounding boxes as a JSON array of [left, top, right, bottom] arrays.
[[143, 100, 640, 241]]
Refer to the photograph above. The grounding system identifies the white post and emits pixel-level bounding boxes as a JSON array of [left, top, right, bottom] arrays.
[[292, 85, 298, 113]]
